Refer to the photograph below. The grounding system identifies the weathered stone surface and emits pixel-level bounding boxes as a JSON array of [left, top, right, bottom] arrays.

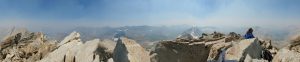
[[224, 38, 264, 61], [289, 35, 300, 53], [58, 31, 80, 46], [259, 39, 278, 57], [272, 47, 300, 62], [199, 32, 225, 42], [39, 38, 82, 62], [208, 38, 271, 62], [207, 41, 231, 61], [97, 39, 116, 62], [39, 32, 116, 62], [100, 39, 116, 54], [0, 29, 57, 62], [107, 58, 114, 62], [150, 41, 211, 62], [113, 37, 150, 62], [0, 29, 29, 50], [39, 31, 82, 62], [272, 35, 300, 62], [75, 39, 115, 62], [225, 32, 242, 42], [75, 39, 101, 62], [2, 28, 291, 62]]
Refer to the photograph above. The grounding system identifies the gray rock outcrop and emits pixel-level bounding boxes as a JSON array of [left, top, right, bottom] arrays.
[[224, 38, 264, 62], [39, 31, 83, 62], [0, 29, 57, 62], [272, 35, 300, 62], [39, 31, 116, 62], [150, 41, 211, 62], [113, 37, 150, 62]]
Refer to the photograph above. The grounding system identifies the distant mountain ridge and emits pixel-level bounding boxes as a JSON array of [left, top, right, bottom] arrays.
[[177, 27, 202, 40], [42, 25, 193, 43]]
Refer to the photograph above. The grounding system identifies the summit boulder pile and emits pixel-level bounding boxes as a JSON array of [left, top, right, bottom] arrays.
[[3, 28, 299, 62], [113, 37, 150, 62], [150, 41, 211, 62], [272, 35, 300, 62], [39, 31, 116, 62], [0, 30, 116, 62], [151, 31, 277, 62], [0, 29, 57, 62], [150, 32, 227, 62], [224, 38, 264, 62]]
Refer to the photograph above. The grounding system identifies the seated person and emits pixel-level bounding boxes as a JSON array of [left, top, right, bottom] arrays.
[[244, 28, 255, 39]]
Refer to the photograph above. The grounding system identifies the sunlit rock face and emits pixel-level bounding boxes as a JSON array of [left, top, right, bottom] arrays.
[[39, 32, 115, 62], [75, 39, 116, 62], [39, 31, 83, 62], [225, 32, 242, 42], [0, 29, 57, 62], [150, 31, 246, 62], [150, 41, 211, 62], [272, 35, 300, 62], [207, 41, 231, 61], [206, 38, 276, 62], [224, 38, 264, 62], [113, 37, 150, 62], [0, 28, 291, 62], [58, 31, 81, 46], [150, 33, 222, 62], [272, 47, 300, 62]]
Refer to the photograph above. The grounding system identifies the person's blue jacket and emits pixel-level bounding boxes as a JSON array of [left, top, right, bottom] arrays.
[[244, 33, 255, 39]]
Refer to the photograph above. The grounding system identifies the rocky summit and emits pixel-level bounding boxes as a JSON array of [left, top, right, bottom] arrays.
[[113, 37, 150, 62], [1, 28, 300, 62], [0, 30, 116, 62], [150, 31, 280, 62], [272, 35, 300, 62], [39, 31, 116, 62], [0, 29, 57, 62], [150, 40, 211, 62]]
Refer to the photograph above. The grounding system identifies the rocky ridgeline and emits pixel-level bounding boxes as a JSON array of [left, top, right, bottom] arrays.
[[150, 31, 279, 62], [39, 31, 116, 62], [113, 37, 150, 62], [1, 29, 300, 62], [0, 29, 56, 62], [0, 30, 116, 62], [273, 35, 300, 62]]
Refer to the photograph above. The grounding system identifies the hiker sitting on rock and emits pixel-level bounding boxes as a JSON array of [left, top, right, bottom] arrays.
[[244, 28, 255, 39]]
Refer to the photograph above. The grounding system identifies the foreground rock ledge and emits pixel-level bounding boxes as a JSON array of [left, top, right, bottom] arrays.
[[150, 41, 211, 62], [39, 31, 115, 62], [0, 30, 57, 62], [224, 38, 264, 62], [272, 35, 300, 62], [113, 37, 150, 62], [39, 31, 83, 62]]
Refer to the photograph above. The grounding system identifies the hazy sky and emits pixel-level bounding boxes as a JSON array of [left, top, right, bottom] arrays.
[[0, 0, 300, 28]]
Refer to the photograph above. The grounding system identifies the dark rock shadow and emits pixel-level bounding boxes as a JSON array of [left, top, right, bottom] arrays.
[[113, 38, 130, 62]]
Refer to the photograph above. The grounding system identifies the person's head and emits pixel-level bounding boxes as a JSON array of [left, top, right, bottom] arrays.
[[247, 28, 253, 34]]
